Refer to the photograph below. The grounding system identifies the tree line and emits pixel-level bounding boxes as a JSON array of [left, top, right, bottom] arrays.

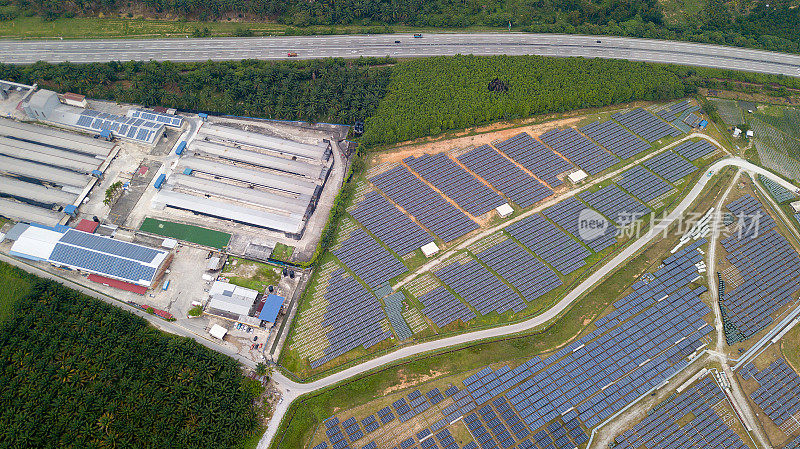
[[6, 0, 800, 54], [361, 55, 689, 147], [0, 265, 262, 448], [0, 58, 393, 125]]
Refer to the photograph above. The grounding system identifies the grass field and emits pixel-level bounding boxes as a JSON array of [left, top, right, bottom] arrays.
[[0, 262, 33, 322], [139, 217, 231, 249], [223, 257, 281, 292], [782, 324, 800, 373], [271, 243, 295, 262]]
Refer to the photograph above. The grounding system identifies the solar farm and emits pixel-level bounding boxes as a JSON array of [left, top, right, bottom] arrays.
[[307, 242, 717, 448], [717, 194, 800, 343], [286, 105, 719, 374], [741, 358, 800, 435]]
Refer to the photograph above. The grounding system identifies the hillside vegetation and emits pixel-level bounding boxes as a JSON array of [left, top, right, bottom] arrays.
[[0, 262, 262, 448], [362, 55, 688, 146]]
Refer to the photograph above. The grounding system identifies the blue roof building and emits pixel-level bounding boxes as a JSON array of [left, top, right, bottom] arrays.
[[259, 294, 285, 323]]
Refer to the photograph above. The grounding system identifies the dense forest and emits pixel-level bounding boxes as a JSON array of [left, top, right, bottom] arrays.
[[361, 55, 689, 146], [5, 0, 800, 54], [0, 58, 392, 125], [0, 263, 261, 448]]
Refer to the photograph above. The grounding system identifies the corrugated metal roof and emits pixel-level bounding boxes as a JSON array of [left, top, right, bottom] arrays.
[[258, 294, 284, 322], [191, 139, 323, 179], [199, 125, 329, 161], [168, 174, 310, 215], [177, 156, 317, 196], [0, 154, 90, 188], [0, 197, 62, 226], [152, 189, 305, 234], [0, 135, 102, 173], [88, 274, 147, 294], [0, 116, 113, 157], [0, 176, 78, 206]]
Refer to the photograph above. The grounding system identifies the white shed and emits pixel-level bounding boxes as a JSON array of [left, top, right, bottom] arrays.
[[209, 324, 228, 340]]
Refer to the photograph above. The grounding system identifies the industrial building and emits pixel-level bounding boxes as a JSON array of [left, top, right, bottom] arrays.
[[8, 223, 170, 290], [0, 117, 115, 226], [151, 123, 333, 237], [21, 89, 167, 145], [205, 280, 259, 322]]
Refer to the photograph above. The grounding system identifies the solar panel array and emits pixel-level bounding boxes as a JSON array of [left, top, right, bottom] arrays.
[[580, 120, 650, 160], [458, 145, 553, 208], [435, 244, 711, 437], [613, 377, 747, 449], [759, 174, 796, 203], [333, 227, 408, 289], [493, 133, 574, 187], [506, 214, 591, 275], [418, 286, 477, 329], [75, 109, 162, 143], [539, 128, 619, 175], [674, 140, 716, 161], [371, 166, 479, 242], [475, 239, 562, 303], [351, 191, 434, 256], [782, 434, 800, 449], [612, 108, 682, 142], [128, 108, 183, 127], [61, 229, 161, 263], [321, 385, 466, 449], [580, 184, 650, 226], [642, 150, 698, 183], [741, 358, 800, 428], [435, 258, 526, 315], [657, 100, 700, 123], [317, 244, 714, 449], [405, 153, 506, 216], [616, 165, 673, 203], [543, 197, 618, 252], [310, 269, 392, 369], [49, 243, 157, 284], [720, 195, 800, 339], [384, 292, 413, 341]]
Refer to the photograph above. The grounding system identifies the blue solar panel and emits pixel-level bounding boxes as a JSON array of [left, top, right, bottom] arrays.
[[60, 229, 161, 263], [49, 243, 157, 284]]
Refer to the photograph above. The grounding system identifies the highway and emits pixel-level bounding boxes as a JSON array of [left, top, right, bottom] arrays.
[[2, 33, 800, 77], [258, 154, 800, 449]]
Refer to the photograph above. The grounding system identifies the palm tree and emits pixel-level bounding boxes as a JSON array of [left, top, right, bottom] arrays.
[[254, 363, 269, 379]]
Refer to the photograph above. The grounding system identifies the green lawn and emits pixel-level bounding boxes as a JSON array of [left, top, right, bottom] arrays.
[[0, 262, 33, 322], [139, 217, 231, 249], [271, 243, 295, 262]]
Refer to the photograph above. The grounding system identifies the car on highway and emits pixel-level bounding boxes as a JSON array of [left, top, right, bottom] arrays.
[[395, 40, 401, 43], [413, 33, 422, 38], [287, 52, 298, 57]]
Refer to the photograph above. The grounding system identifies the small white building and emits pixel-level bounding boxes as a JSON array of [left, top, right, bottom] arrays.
[[209, 324, 228, 340], [59, 92, 88, 108], [746, 130, 754, 138], [421, 241, 440, 257], [568, 170, 589, 184], [732, 128, 742, 138], [790, 200, 800, 213], [495, 203, 514, 218]]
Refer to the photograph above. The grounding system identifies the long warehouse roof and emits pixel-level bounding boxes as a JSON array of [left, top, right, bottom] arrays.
[[198, 125, 329, 161], [177, 156, 318, 196], [0, 176, 78, 205], [0, 136, 102, 174], [9, 227, 168, 287], [0, 117, 113, 157], [191, 139, 324, 179], [0, 197, 62, 227], [153, 189, 305, 234], [168, 174, 310, 215], [0, 154, 90, 188]]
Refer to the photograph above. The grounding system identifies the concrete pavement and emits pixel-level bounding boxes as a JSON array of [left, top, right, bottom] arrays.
[[1, 33, 800, 77]]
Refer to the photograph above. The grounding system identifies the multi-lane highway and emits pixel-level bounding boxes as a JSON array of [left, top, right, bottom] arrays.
[[2, 33, 800, 77]]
